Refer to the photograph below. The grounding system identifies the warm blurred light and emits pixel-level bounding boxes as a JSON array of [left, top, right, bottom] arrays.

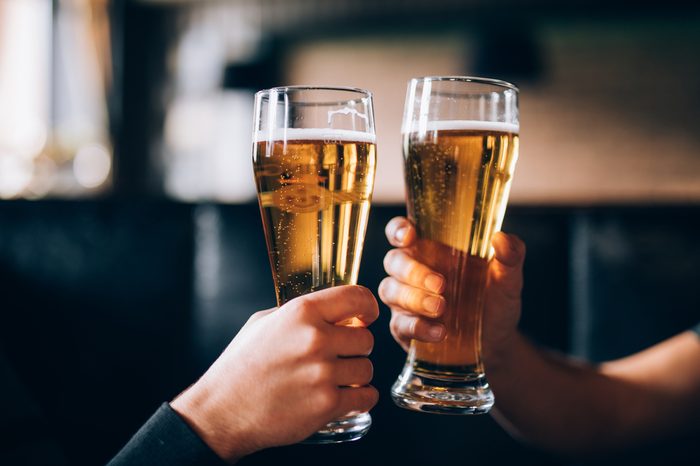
[[54, 0, 112, 160], [0, 114, 48, 160], [0, 0, 51, 160], [26, 155, 57, 198], [73, 143, 111, 188], [0, 0, 112, 198], [0, 153, 34, 199]]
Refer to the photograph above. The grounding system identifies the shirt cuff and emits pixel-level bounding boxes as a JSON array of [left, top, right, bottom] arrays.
[[107, 403, 226, 466]]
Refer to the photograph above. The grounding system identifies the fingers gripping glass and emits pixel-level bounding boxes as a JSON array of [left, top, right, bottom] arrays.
[[391, 76, 520, 414], [252, 86, 377, 442]]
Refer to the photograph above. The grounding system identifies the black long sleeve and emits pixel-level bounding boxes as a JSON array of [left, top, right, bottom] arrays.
[[107, 403, 226, 466]]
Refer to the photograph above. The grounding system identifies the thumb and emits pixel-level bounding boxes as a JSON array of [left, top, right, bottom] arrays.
[[488, 232, 525, 303]]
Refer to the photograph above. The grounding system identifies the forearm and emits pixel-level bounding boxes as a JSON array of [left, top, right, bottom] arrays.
[[599, 331, 700, 438], [486, 332, 700, 455], [486, 334, 619, 454]]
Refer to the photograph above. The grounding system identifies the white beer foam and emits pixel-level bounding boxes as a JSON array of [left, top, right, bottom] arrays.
[[254, 128, 376, 143], [403, 120, 519, 135]]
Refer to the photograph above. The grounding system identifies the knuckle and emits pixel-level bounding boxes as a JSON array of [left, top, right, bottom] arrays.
[[294, 298, 315, 319], [248, 310, 265, 323], [309, 361, 333, 386], [316, 386, 340, 414], [390, 309, 403, 325], [383, 249, 399, 273], [356, 285, 375, 304], [391, 312, 413, 339], [377, 278, 393, 303], [360, 359, 374, 384], [361, 386, 380, 410], [361, 328, 375, 354], [389, 313, 400, 337], [302, 327, 326, 356], [369, 387, 379, 407]]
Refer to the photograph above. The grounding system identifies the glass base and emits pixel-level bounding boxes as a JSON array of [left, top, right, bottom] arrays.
[[301, 412, 371, 444], [391, 362, 494, 415]]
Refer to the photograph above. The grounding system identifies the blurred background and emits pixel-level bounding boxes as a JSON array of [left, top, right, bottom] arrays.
[[1, 0, 699, 465]]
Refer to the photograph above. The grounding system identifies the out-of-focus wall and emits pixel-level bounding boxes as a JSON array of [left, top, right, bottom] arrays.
[[286, 34, 467, 203], [287, 20, 700, 204]]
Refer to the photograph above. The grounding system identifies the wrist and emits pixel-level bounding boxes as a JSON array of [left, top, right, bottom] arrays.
[[170, 378, 253, 464], [483, 330, 522, 374]]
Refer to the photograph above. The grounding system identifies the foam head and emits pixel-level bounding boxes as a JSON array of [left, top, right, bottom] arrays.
[[254, 128, 376, 143], [403, 120, 519, 135]]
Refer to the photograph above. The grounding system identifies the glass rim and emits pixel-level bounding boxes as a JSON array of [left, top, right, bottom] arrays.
[[410, 76, 519, 93], [255, 85, 373, 99]]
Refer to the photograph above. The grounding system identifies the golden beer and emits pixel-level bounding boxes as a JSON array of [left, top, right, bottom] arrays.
[[253, 129, 376, 307], [254, 86, 377, 441], [392, 76, 518, 415], [404, 122, 519, 372]]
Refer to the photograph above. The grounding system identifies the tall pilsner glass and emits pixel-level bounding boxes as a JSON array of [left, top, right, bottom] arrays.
[[252, 86, 377, 442], [391, 76, 519, 414]]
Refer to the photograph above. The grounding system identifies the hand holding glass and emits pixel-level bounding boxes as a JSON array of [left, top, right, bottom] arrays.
[[252, 86, 377, 442], [391, 76, 520, 414]]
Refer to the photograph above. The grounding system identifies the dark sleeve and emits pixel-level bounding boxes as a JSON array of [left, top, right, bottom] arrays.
[[107, 403, 226, 466], [0, 350, 68, 465]]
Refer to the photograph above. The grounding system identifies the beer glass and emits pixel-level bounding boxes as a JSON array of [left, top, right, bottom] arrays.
[[391, 76, 519, 414], [252, 86, 377, 442]]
